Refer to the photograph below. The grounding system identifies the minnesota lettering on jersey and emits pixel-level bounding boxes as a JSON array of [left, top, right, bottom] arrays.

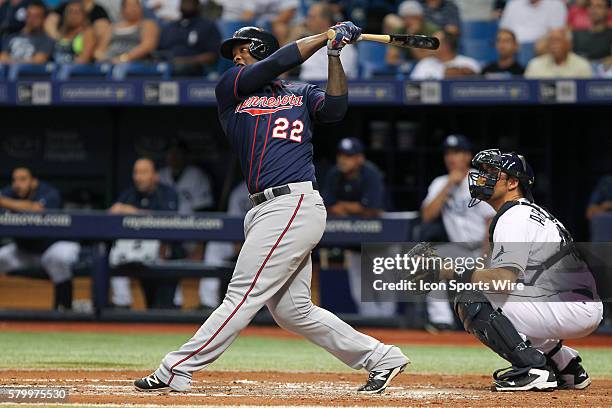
[[235, 94, 304, 116]]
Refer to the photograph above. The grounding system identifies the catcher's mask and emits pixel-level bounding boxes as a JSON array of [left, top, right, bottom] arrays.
[[468, 149, 535, 207], [220, 26, 280, 61]]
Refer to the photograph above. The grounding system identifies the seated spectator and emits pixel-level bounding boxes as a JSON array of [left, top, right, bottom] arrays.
[[420, 0, 461, 35], [0, 1, 54, 64], [158, 0, 220, 76], [322, 137, 394, 317], [573, 0, 612, 62], [219, 0, 298, 45], [146, 0, 180, 22], [298, 2, 357, 80], [586, 175, 612, 220], [482, 29, 525, 78], [109, 158, 180, 309], [410, 30, 480, 79], [383, 0, 440, 65], [94, 0, 159, 64], [0, 0, 37, 36], [568, 0, 593, 31], [45, 0, 110, 42], [499, 0, 566, 46], [53, 0, 95, 64], [0, 167, 80, 311], [525, 28, 593, 78]]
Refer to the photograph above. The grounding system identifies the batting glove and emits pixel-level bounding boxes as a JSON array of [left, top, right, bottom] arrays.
[[327, 21, 362, 56]]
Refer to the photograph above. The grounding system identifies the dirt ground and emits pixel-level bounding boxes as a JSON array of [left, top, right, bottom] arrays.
[[0, 369, 610, 407]]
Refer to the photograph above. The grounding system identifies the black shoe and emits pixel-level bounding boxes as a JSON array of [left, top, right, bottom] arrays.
[[493, 366, 557, 392], [559, 357, 591, 390], [357, 363, 407, 394], [134, 373, 170, 392]]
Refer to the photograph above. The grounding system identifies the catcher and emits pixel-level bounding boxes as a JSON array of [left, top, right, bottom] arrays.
[[403, 149, 603, 391]]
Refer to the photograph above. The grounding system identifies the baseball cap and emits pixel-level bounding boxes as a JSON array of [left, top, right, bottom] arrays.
[[337, 137, 364, 155], [443, 134, 472, 152], [398, 0, 424, 17]]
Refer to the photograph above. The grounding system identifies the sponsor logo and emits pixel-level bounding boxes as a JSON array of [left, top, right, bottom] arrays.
[[235, 94, 303, 116]]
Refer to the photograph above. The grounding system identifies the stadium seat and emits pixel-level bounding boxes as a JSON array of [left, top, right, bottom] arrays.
[[111, 62, 171, 80], [358, 41, 388, 78], [56, 64, 112, 81], [461, 39, 497, 66], [461, 20, 499, 41], [517, 42, 536, 67], [0, 64, 5, 80], [7, 63, 56, 81]]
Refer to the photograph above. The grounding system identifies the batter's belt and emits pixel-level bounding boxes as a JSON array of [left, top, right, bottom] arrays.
[[249, 181, 319, 206]]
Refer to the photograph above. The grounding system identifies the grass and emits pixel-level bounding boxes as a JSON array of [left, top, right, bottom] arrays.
[[1, 331, 611, 377]]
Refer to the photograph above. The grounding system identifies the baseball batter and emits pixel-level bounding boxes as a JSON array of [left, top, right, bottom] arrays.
[[134, 23, 409, 394], [437, 149, 603, 391]]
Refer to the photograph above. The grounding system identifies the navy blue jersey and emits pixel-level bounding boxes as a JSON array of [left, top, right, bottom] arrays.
[[216, 65, 326, 193], [1, 181, 61, 209], [322, 161, 384, 209], [117, 184, 179, 212]]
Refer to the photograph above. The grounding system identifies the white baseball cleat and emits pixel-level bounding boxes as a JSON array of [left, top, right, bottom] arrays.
[[493, 367, 557, 392]]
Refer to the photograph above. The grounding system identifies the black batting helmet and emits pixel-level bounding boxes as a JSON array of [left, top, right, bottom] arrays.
[[468, 149, 535, 207], [220, 26, 280, 61]]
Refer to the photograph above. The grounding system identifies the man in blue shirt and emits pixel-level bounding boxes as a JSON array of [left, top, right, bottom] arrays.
[[109, 158, 180, 309], [586, 175, 612, 221], [322, 137, 394, 317], [157, 0, 221, 76], [0, 167, 80, 310]]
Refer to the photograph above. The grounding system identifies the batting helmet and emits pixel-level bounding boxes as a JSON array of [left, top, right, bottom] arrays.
[[468, 149, 535, 207], [220, 26, 280, 61]]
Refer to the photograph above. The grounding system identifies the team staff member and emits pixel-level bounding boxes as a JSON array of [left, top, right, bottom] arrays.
[[134, 23, 409, 395], [109, 157, 180, 309], [420, 135, 494, 332], [0, 167, 80, 310], [323, 137, 394, 317], [439, 149, 602, 391]]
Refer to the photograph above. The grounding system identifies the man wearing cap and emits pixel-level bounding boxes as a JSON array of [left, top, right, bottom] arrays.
[[420, 135, 495, 332], [383, 0, 440, 65], [322, 137, 394, 317]]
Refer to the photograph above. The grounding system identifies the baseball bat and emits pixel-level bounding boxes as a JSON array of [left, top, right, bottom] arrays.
[[326, 29, 440, 50]]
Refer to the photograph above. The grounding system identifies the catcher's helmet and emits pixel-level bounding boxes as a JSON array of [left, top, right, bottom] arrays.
[[468, 149, 535, 207], [220, 26, 280, 61]]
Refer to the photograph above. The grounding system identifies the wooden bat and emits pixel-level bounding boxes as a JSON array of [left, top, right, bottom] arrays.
[[326, 29, 440, 50]]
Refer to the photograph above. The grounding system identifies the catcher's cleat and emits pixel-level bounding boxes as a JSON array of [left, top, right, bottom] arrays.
[[357, 363, 407, 394], [493, 366, 557, 392], [559, 357, 591, 390], [134, 373, 171, 392]]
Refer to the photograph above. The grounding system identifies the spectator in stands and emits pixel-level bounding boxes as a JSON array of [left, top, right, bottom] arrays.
[[573, 0, 612, 62], [45, 0, 110, 43], [219, 0, 298, 45], [322, 137, 394, 317], [410, 30, 480, 79], [586, 175, 612, 220], [499, 0, 567, 46], [568, 0, 593, 31], [94, 0, 159, 64], [420, 0, 461, 35], [383, 0, 440, 65], [157, 0, 220, 76], [525, 27, 593, 78], [109, 158, 179, 309], [482, 29, 525, 78], [0, 167, 80, 311], [146, 0, 180, 22], [0, 1, 54, 64], [492, 0, 507, 19], [297, 2, 357, 80], [52, 0, 95, 64], [0, 0, 37, 36], [420, 135, 495, 332]]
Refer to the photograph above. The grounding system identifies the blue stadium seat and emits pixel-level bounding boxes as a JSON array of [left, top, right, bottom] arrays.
[[56, 63, 112, 80], [358, 41, 388, 78], [461, 39, 497, 66], [0, 64, 5, 80], [111, 62, 171, 80], [7, 63, 56, 81], [517, 42, 535, 67], [461, 20, 499, 40]]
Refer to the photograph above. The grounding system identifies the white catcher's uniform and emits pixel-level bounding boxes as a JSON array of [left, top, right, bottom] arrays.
[[486, 199, 603, 371]]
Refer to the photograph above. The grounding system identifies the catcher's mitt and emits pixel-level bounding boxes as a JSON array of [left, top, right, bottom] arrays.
[[395, 242, 441, 294]]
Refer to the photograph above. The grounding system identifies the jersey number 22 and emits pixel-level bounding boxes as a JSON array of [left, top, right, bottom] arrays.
[[272, 118, 304, 143]]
